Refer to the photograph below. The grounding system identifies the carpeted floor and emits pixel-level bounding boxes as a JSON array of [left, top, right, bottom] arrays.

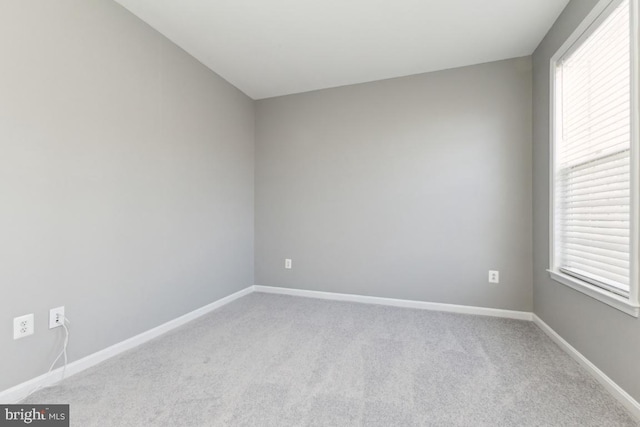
[[25, 293, 638, 426]]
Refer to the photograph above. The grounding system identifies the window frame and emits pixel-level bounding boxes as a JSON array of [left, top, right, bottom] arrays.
[[548, 0, 640, 317]]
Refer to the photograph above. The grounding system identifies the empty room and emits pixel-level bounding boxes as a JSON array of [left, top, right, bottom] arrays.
[[1, 0, 640, 425]]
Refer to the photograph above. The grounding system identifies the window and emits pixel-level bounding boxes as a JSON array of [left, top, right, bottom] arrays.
[[550, 0, 639, 316]]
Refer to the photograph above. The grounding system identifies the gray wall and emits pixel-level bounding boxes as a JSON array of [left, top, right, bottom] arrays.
[[255, 58, 533, 311], [0, 0, 254, 391], [532, 0, 640, 402]]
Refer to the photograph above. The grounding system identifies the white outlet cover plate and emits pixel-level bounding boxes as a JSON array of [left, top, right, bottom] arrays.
[[285, 259, 292, 269], [49, 306, 65, 329], [13, 313, 34, 339], [489, 270, 500, 283]]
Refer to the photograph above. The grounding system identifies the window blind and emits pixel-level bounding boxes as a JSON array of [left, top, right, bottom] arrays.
[[555, 0, 631, 295]]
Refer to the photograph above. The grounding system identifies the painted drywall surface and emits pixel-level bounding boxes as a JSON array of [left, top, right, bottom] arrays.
[[0, 0, 254, 391], [532, 0, 640, 401], [255, 58, 533, 311]]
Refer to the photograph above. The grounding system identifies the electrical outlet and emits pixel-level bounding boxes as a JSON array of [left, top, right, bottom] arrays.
[[49, 306, 65, 329], [285, 258, 292, 269], [489, 270, 500, 283], [13, 314, 34, 339]]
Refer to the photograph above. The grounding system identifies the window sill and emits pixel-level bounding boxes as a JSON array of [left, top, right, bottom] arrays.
[[547, 270, 639, 318]]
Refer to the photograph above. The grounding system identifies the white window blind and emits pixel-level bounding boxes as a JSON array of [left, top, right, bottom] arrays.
[[554, 0, 631, 295]]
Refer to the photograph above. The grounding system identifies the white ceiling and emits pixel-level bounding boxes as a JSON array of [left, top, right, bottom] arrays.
[[113, 0, 569, 100]]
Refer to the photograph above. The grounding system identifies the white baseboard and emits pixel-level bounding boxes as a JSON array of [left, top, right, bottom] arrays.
[[254, 285, 533, 321], [4, 284, 638, 423], [533, 314, 640, 422], [0, 286, 254, 404]]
